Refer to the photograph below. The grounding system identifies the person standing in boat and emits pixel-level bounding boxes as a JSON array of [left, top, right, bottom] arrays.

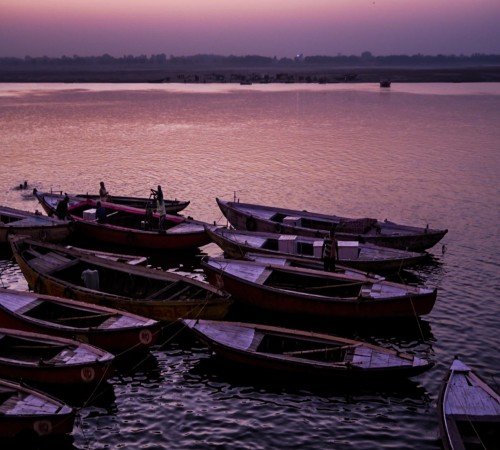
[[55, 194, 70, 220], [322, 225, 339, 271], [99, 181, 109, 203], [95, 201, 107, 224], [152, 185, 166, 231]]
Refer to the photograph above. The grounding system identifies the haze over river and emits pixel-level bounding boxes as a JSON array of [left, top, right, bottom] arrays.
[[0, 83, 499, 449]]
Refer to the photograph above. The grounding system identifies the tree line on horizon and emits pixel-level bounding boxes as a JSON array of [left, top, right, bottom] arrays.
[[1, 52, 500, 67]]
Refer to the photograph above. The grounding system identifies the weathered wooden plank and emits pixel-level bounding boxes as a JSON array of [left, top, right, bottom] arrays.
[[195, 322, 255, 350], [0, 292, 40, 313]]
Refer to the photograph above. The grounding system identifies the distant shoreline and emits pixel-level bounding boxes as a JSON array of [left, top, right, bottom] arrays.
[[1, 65, 500, 83]]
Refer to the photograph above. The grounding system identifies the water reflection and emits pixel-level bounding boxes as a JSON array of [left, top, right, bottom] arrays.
[[188, 354, 431, 402], [112, 351, 163, 385], [0, 434, 77, 450], [23, 380, 116, 410]]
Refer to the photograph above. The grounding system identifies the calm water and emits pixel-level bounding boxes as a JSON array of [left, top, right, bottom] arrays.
[[0, 83, 499, 449]]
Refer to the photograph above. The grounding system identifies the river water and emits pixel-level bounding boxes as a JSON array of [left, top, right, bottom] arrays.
[[0, 83, 499, 449]]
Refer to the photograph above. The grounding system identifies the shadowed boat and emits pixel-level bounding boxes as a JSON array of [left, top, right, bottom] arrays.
[[10, 236, 231, 322], [0, 377, 75, 437], [216, 198, 448, 251], [206, 226, 428, 274], [182, 319, 433, 378], [0, 205, 71, 245], [0, 288, 161, 353], [34, 189, 190, 215], [202, 256, 437, 320], [438, 359, 500, 450], [34, 191, 210, 251], [0, 328, 114, 385]]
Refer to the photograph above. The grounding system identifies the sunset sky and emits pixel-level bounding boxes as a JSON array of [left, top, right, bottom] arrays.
[[1, 0, 499, 57]]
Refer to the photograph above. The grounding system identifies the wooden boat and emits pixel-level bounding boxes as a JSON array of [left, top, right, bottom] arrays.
[[380, 79, 391, 88], [0, 327, 114, 385], [0, 205, 71, 244], [182, 319, 433, 378], [33, 189, 189, 215], [65, 245, 148, 265], [0, 288, 161, 353], [216, 198, 448, 251], [438, 359, 500, 450], [34, 191, 211, 251], [10, 237, 231, 322], [206, 226, 428, 274], [202, 256, 437, 319], [0, 377, 75, 437]]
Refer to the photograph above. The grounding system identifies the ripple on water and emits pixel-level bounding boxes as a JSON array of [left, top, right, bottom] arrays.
[[0, 85, 499, 449]]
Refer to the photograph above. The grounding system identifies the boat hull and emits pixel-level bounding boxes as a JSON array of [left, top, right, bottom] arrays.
[[0, 360, 112, 386], [73, 219, 210, 251]]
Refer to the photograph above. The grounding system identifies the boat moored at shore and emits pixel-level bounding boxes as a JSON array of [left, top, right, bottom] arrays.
[[216, 198, 447, 251], [183, 319, 433, 379], [202, 256, 437, 320], [10, 236, 232, 322]]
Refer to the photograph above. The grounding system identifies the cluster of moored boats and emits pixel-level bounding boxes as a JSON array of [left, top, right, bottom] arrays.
[[0, 190, 497, 448]]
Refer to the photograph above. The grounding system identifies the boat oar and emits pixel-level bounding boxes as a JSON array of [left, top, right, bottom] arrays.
[[301, 281, 364, 292], [54, 313, 115, 322]]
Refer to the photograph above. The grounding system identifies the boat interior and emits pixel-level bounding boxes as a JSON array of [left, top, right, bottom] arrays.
[[23, 300, 115, 328], [20, 243, 211, 301], [0, 385, 22, 410], [261, 238, 317, 256], [0, 334, 69, 363], [450, 416, 500, 449], [69, 203, 179, 231], [0, 211, 25, 225], [256, 332, 352, 363], [269, 213, 377, 234], [263, 269, 364, 297]]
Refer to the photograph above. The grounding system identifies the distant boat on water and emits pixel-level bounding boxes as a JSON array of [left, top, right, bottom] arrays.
[[380, 80, 391, 88]]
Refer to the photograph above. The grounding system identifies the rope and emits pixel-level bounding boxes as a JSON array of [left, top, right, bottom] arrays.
[[408, 296, 426, 343]]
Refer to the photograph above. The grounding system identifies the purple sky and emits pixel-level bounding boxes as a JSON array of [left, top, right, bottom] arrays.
[[1, 0, 499, 57]]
